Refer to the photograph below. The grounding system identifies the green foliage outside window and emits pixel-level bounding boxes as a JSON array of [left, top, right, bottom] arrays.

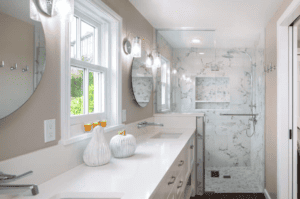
[[70, 70, 95, 115]]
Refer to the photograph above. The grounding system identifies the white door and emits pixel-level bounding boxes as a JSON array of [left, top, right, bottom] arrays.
[[289, 21, 299, 199]]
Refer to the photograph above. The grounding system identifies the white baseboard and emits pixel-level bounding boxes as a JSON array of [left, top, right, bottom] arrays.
[[264, 189, 272, 199]]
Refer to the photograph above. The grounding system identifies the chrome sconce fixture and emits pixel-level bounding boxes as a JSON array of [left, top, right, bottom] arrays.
[[132, 37, 142, 58], [30, 0, 74, 22], [0, 61, 4, 68], [123, 39, 132, 55]]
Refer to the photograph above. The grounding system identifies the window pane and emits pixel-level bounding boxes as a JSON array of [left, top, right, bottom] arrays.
[[81, 21, 95, 64], [70, 67, 84, 116], [89, 71, 95, 114], [70, 16, 77, 59], [89, 71, 103, 114]]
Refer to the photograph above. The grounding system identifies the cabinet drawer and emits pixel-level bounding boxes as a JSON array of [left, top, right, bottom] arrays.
[[176, 169, 186, 198]]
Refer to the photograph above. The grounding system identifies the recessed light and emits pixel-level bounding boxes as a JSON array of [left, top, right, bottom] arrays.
[[192, 39, 201, 44], [199, 52, 205, 55]]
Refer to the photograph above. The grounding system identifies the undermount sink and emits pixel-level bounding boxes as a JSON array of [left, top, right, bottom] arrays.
[[48, 192, 123, 199], [151, 132, 182, 139]]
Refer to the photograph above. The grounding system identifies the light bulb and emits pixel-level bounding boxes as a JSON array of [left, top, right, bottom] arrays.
[[172, 69, 177, 74], [154, 53, 161, 67], [192, 39, 201, 44], [182, 74, 186, 80], [55, 0, 74, 22], [146, 56, 152, 67]]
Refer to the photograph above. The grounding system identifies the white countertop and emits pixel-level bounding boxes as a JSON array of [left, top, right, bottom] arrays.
[[17, 128, 196, 199]]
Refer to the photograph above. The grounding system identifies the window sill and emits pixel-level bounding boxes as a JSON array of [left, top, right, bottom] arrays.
[[59, 124, 125, 146]]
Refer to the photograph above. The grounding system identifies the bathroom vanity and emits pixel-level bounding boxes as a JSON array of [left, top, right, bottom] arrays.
[[16, 128, 196, 199], [149, 132, 196, 199]]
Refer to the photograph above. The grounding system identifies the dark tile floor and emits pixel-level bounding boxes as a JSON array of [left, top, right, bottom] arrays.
[[190, 193, 266, 199]]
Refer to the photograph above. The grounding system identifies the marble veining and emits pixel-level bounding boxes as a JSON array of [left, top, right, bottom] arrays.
[[155, 46, 265, 193]]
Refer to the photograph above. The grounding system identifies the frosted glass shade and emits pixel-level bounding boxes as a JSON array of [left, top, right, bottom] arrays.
[[30, 0, 41, 21], [132, 37, 141, 58], [30, 0, 74, 22]]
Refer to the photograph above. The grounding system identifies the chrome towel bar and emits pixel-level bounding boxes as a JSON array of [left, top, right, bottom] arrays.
[[220, 113, 258, 116]]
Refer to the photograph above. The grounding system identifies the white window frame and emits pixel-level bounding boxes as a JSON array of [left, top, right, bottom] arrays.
[[161, 57, 170, 112], [60, 0, 123, 145]]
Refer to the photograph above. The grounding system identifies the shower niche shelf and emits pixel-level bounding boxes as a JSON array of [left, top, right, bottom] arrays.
[[195, 77, 230, 110]]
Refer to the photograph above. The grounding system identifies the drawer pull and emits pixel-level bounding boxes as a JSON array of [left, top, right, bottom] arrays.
[[190, 145, 194, 149], [178, 160, 184, 166], [168, 176, 176, 185], [177, 181, 183, 188]]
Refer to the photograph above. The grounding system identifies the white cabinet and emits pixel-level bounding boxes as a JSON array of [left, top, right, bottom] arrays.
[[151, 132, 195, 199]]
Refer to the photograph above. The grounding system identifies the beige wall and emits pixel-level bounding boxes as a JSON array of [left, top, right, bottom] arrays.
[[0, 14, 62, 161], [0, 0, 154, 161], [101, 0, 155, 124], [265, 0, 293, 198]]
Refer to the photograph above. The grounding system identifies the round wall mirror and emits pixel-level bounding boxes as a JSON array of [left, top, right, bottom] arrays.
[[131, 50, 153, 107], [0, 0, 46, 119]]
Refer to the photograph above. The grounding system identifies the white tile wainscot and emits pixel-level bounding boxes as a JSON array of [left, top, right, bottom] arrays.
[[12, 128, 196, 199]]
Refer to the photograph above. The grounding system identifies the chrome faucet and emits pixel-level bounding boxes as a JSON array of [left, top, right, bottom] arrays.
[[0, 171, 39, 196], [137, 121, 164, 128]]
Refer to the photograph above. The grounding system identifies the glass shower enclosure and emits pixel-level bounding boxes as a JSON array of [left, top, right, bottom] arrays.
[[154, 29, 265, 194]]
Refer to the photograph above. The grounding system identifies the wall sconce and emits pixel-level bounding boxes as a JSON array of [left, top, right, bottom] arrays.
[[30, 0, 74, 22], [146, 54, 153, 68], [132, 37, 142, 57], [123, 39, 131, 55], [154, 52, 161, 67], [0, 61, 4, 68]]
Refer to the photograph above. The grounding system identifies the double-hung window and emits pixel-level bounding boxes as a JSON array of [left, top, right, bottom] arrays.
[[70, 13, 106, 127], [60, 0, 123, 145]]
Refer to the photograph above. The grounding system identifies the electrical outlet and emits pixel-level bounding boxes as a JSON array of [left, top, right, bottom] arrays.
[[211, 171, 219, 178], [122, 110, 126, 122], [44, 119, 56, 143]]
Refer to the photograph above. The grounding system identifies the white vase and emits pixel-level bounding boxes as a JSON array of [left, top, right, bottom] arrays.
[[110, 134, 137, 158], [83, 126, 111, 166]]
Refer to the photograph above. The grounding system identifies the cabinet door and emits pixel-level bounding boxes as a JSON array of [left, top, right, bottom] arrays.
[[176, 170, 185, 199], [167, 185, 177, 199], [189, 135, 195, 171]]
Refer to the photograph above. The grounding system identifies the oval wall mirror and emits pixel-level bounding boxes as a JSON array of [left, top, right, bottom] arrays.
[[131, 50, 153, 107], [0, 0, 46, 119]]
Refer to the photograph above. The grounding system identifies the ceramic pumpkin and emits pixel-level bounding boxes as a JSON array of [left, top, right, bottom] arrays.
[[109, 134, 137, 158]]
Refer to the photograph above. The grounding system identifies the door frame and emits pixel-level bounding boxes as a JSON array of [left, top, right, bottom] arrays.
[[277, 1, 300, 199]]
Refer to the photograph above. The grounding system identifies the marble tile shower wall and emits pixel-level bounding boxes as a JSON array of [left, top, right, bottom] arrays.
[[156, 47, 265, 192]]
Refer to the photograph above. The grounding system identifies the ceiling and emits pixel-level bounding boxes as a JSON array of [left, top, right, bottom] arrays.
[[0, 0, 33, 25], [129, 0, 285, 48], [158, 30, 216, 48]]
